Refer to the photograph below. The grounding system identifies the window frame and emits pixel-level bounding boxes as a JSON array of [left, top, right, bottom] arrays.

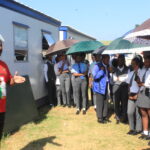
[[41, 29, 55, 51], [13, 21, 29, 62]]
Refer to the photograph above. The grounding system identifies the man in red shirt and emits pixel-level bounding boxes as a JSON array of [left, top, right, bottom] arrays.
[[0, 39, 25, 141]]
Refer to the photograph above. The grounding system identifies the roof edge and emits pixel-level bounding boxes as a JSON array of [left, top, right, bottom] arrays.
[[0, 0, 61, 26]]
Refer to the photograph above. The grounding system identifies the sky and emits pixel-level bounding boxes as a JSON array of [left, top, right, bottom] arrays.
[[16, 0, 150, 41]]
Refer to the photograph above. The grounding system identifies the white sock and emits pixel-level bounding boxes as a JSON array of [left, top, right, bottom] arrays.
[[143, 130, 149, 135], [94, 105, 96, 108], [83, 108, 86, 111]]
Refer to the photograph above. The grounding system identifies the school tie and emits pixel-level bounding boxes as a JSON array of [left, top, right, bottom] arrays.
[[78, 63, 81, 73], [142, 68, 148, 83]]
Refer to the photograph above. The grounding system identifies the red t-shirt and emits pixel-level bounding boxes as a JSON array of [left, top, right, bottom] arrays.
[[0, 60, 12, 112]]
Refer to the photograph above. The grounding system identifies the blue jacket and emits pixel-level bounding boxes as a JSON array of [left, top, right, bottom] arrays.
[[92, 62, 109, 95]]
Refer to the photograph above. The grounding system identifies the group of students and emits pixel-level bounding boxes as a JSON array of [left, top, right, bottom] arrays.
[[44, 51, 150, 144]]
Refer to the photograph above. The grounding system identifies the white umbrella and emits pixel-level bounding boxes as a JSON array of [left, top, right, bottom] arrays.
[[124, 19, 150, 46], [0, 34, 5, 42]]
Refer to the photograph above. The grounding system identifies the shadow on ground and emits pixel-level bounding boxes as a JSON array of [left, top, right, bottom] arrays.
[[20, 136, 62, 150], [33, 105, 53, 124]]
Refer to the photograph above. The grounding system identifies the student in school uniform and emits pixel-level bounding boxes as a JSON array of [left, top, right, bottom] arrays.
[[89, 54, 101, 110], [92, 54, 110, 123], [136, 55, 150, 140], [54, 56, 62, 106], [44, 55, 57, 106], [58, 54, 71, 107], [112, 55, 129, 124], [70, 54, 77, 106], [126, 57, 142, 135], [71, 54, 88, 115]]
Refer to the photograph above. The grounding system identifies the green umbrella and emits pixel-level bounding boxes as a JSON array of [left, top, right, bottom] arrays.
[[66, 40, 104, 55], [103, 37, 145, 54], [106, 37, 133, 50]]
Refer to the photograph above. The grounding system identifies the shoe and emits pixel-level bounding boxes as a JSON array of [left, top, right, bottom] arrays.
[[103, 118, 111, 123], [68, 105, 71, 108], [116, 120, 120, 124], [97, 119, 106, 124], [132, 131, 142, 135], [138, 134, 149, 140], [76, 110, 80, 115], [82, 110, 86, 115], [127, 130, 135, 135], [145, 135, 150, 140], [63, 104, 66, 107]]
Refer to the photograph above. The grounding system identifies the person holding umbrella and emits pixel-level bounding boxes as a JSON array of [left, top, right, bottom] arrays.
[[0, 39, 25, 141], [71, 53, 88, 115]]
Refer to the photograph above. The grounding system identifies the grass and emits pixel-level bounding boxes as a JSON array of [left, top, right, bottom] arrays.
[[1, 105, 150, 150]]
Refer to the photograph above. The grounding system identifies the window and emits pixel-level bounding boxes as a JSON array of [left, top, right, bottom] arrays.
[[42, 31, 55, 50], [13, 23, 28, 61]]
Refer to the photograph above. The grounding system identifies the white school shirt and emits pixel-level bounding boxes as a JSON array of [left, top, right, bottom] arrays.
[[126, 69, 141, 93], [139, 67, 150, 89], [54, 63, 60, 85], [113, 66, 129, 83]]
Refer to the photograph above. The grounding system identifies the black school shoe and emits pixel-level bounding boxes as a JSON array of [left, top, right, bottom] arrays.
[[103, 117, 111, 123], [133, 130, 142, 135], [76, 110, 80, 115], [97, 118, 107, 124], [82, 110, 86, 115], [127, 130, 141, 135], [127, 130, 135, 135], [139, 134, 149, 140]]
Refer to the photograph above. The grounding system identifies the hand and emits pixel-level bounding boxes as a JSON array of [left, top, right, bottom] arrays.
[[100, 66, 105, 70], [138, 82, 144, 87], [108, 67, 113, 73], [13, 71, 26, 84]]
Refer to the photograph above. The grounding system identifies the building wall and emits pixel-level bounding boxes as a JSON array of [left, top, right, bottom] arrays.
[[0, 6, 59, 100]]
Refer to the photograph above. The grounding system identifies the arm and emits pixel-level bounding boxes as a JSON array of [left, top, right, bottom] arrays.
[[92, 65, 105, 80], [73, 73, 85, 77]]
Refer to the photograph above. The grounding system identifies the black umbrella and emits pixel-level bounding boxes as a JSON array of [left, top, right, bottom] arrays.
[[92, 46, 107, 55]]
